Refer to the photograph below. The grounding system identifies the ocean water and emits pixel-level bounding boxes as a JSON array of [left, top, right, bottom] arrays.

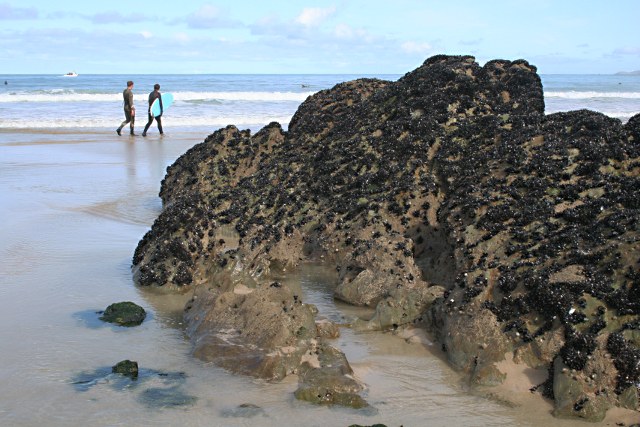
[[0, 73, 637, 132], [0, 74, 391, 132], [542, 74, 640, 122], [1, 72, 639, 427]]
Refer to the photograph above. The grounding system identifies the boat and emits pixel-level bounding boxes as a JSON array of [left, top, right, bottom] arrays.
[[63, 72, 78, 77]]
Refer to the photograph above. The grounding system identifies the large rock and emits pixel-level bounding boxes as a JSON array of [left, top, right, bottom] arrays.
[[133, 55, 640, 417], [184, 274, 317, 381]]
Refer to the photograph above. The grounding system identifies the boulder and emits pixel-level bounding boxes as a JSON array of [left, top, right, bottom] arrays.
[[294, 343, 368, 409], [112, 360, 138, 378], [100, 301, 146, 326]]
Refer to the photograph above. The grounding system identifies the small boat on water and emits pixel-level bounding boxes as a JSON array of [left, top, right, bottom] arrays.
[[64, 72, 78, 77]]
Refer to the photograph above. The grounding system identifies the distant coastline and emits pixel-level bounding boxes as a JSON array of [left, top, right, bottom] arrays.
[[615, 70, 640, 76]]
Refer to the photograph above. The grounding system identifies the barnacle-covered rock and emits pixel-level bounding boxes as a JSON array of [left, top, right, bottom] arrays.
[[133, 55, 640, 418]]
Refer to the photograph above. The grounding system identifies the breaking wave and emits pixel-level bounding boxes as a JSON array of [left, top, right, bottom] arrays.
[[545, 91, 640, 99], [0, 115, 295, 129], [0, 90, 316, 103]]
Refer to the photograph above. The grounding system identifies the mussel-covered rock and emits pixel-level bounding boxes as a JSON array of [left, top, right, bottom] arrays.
[[132, 54, 640, 418]]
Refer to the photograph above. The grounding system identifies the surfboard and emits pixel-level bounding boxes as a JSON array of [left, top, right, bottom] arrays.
[[150, 93, 174, 117]]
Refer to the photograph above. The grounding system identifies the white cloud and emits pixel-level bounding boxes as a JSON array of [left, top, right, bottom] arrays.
[[334, 23, 353, 39], [0, 3, 38, 20], [174, 32, 190, 42], [91, 11, 147, 24], [185, 4, 240, 30], [295, 7, 335, 27], [187, 4, 222, 29], [613, 46, 640, 56], [249, 15, 280, 36], [140, 30, 153, 39], [333, 23, 375, 43], [401, 41, 432, 55]]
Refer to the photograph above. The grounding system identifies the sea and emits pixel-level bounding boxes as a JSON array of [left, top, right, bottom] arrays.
[[0, 73, 638, 131], [0, 73, 638, 427]]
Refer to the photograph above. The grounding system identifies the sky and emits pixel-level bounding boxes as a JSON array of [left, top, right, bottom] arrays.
[[1, 0, 639, 75]]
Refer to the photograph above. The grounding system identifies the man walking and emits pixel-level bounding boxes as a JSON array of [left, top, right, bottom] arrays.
[[116, 80, 136, 136], [142, 83, 163, 137]]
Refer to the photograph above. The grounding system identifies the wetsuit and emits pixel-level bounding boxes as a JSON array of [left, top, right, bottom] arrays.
[[117, 87, 135, 135], [142, 90, 163, 136]]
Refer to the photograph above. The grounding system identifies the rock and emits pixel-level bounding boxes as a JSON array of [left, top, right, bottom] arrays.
[[185, 279, 317, 381], [112, 360, 138, 378], [552, 357, 610, 422], [355, 285, 444, 331], [100, 301, 146, 326], [427, 300, 511, 379], [294, 343, 368, 408], [73, 365, 186, 392], [335, 268, 393, 307], [132, 54, 640, 418], [316, 319, 340, 339], [619, 386, 639, 410], [220, 403, 266, 418], [137, 386, 198, 408], [513, 327, 565, 369]]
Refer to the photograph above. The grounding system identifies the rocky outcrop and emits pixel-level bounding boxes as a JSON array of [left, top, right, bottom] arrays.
[[133, 55, 640, 419]]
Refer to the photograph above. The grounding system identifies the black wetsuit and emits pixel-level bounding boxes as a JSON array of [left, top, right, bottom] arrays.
[[142, 90, 163, 136], [117, 87, 135, 134]]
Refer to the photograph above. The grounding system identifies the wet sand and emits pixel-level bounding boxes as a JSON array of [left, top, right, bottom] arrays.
[[0, 128, 632, 426]]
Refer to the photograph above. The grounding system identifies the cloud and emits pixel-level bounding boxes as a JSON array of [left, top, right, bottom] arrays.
[[90, 11, 148, 24], [0, 2, 38, 20], [401, 41, 432, 55], [186, 4, 239, 29], [613, 46, 640, 56], [174, 32, 190, 43], [251, 7, 345, 43], [334, 23, 353, 39], [140, 31, 153, 39], [250, 13, 312, 40], [295, 7, 335, 27], [47, 11, 78, 20], [187, 4, 220, 28], [333, 23, 375, 43], [249, 14, 289, 37]]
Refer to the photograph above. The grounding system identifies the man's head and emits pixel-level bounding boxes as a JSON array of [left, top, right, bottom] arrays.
[[127, 80, 134, 88], [154, 83, 160, 90]]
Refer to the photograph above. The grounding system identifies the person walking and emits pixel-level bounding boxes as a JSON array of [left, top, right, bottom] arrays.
[[142, 83, 163, 137], [116, 81, 135, 136]]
